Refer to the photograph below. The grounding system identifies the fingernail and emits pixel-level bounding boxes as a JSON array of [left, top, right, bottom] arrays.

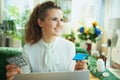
[[13, 71, 18, 74]]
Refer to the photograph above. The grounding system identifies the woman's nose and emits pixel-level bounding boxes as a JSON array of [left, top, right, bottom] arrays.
[[57, 20, 63, 27]]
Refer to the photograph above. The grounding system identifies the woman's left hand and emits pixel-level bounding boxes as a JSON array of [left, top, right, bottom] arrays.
[[74, 60, 88, 70]]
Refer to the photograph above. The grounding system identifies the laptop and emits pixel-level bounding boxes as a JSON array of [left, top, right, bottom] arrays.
[[14, 70, 89, 80]]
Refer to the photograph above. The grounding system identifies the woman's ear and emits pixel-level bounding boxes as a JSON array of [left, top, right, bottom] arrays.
[[37, 19, 43, 27]]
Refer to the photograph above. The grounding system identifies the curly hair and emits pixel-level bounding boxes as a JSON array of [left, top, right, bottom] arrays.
[[25, 1, 61, 45]]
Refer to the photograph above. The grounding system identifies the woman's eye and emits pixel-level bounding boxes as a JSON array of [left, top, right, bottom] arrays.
[[51, 18, 64, 22], [60, 18, 64, 22], [52, 18, 57, 21]]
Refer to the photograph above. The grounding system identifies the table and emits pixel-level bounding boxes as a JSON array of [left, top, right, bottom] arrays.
[[90, 74, 99, 80], [88, 56, 120, 80]]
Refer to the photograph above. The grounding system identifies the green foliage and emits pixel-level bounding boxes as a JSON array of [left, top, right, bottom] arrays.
[[4, 6, 20, 38], [54, 0, 71, 21], [63, 9, 71, 21], [78, 33, 88, 40], [20, 9, 31, 28], [78, 33, 98, 43], [62, 30, 76, 43], [78, 22, 102, 43], [4, 6, 31, 46], [75, 47, 89, 54], [5, 6, 20, 20]]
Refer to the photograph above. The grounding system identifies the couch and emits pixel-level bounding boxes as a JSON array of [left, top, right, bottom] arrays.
[[0, 47, 22, 80]]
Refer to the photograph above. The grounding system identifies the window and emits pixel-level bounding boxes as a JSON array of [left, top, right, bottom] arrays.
[[71, 0, 104, 27], [4, 0, 33, 28], [3, 0, 34, 47], [39, 0, 72, 22]]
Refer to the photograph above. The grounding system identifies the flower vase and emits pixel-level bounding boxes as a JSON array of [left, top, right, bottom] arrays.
[[86, 41, 92, 55]]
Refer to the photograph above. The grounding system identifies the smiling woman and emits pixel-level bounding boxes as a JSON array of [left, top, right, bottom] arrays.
[[37, 8, 64, 41], [6, 1, 87, 80]]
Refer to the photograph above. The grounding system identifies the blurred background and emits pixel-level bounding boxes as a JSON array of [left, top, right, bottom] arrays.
[[0, 0, 120, 78]]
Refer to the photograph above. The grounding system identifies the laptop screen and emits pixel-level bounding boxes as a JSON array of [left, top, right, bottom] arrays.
[[14, 70, 89, 80]]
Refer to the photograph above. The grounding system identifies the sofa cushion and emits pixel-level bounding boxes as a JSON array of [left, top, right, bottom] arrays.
[[0, 47, 22, 80]]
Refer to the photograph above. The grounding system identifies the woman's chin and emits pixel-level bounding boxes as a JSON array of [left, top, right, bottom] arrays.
[[54, 31, 62, 36], [53, 33, 61, 36]]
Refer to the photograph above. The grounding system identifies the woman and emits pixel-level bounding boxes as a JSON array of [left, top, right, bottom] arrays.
[[6, 1, 87, 80]]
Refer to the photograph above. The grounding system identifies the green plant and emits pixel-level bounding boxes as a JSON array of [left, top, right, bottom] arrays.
[[4, 6, 31, 46], [5, 6, 20, 20], [4, 6, 20, 38], [20, 9, 31, 46], [62, 30, 76, 43], [63, 9, 71, 22], [54, 0, 71, 21]]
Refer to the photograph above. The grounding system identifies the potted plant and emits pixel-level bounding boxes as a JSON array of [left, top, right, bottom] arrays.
[[77, 21, 102, 54], [4, 6, 31, 47]]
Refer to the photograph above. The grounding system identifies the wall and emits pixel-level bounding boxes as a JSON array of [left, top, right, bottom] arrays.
[[0, 0, 4, 23], [102, 0, 120, 66], [111, 0, 120, 18]]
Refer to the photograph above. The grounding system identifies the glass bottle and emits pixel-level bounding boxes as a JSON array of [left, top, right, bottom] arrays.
[[97, 59, 105, 72], [100, 52, 107, 67]]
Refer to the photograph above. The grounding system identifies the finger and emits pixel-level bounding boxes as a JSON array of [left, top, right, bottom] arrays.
[[76, 66, 83, 70], [77, 61, 87, 65], [75, 65, 84, 70], [18, 68, 23, 74], [75, 65, 86, 70], [7, 67, 20, 73], [76, 62, 85, 66], [76, 63, 84, 66], [6, 64, 17, 71], [6, 67, 21, 78], [78, 63, 87, 70], [75, 63, 88, 70], [77, 60, 88, 63], [6, 71, 17, 78], [8, 67, 21, 72], [7, 76, 14, 80]]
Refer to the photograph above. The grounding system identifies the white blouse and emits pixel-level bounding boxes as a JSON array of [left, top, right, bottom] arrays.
[[22, 37, 76, 73]]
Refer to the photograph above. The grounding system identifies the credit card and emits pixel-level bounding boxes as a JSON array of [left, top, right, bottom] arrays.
[[6, 55, 27, 67], [73, 53, 88, 60]]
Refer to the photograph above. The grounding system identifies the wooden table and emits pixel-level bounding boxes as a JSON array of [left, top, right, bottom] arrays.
[[90, 74, 99, 80]]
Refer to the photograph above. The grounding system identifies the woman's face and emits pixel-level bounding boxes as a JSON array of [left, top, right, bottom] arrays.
[[38, 9, 64, 37]]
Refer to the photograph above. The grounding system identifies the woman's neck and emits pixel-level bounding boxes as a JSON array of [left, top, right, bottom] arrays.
[[42, 35, 57, 43]]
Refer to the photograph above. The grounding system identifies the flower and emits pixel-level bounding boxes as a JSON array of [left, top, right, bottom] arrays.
[[78, 21, 102, 43]]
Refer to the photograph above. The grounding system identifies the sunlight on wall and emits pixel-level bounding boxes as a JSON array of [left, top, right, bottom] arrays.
[[5, 0, 34, 14], [111, 0, 120, 18], [0, 0, 4, 23], [71, 0, 103, 27]]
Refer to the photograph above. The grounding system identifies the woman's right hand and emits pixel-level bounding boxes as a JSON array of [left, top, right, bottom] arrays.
[[6, 64, 22, 80]]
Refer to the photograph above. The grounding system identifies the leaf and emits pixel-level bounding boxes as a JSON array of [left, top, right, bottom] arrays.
[[78, 33, 88, 40]]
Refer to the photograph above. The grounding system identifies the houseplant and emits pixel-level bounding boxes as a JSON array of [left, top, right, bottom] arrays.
[[78, 21, 102, 54], [4, 6, 31, 47], [62, 30, 76, 43], [78, 21, 102, 43]]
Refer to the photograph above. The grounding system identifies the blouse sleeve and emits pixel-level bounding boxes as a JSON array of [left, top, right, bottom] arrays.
[[21, 46, 32, 73], [67, 42, 76, 71]]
